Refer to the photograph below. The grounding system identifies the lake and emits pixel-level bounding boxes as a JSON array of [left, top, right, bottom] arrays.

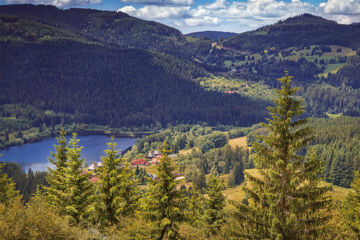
[[0, 135, 137, 172]]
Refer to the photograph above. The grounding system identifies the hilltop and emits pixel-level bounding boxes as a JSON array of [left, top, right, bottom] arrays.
[[223, 13, 360, 52], [186, 31, 237, 40], [0, 4, 211, 58]]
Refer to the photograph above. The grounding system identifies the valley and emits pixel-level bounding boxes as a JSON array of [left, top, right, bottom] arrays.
[[0, 4, 359, 239]]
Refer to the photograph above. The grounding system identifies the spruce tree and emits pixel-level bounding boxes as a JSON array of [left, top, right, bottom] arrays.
[[45, 128, 68, 213], [342, 171, 360, 239], [186, 188, 204, 227], [0, 162, 19, 204], [142, 141, 185, 239], [96, 137, 137, 226], [228, 161, 244, 187], [204, 175, 226, 236], [232, 72, 331, 239], [62, 133, 94, 225]]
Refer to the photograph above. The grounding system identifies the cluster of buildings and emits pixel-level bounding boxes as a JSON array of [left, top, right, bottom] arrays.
[[82, 161, 103, 183], [131, 150, 178, 167], [82, 150, 181, 183]]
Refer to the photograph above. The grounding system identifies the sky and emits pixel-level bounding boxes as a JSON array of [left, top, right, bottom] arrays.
[[1, 0, 359, 33]]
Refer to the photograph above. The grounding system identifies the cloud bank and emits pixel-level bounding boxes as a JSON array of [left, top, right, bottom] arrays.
[[5, 0, 101, 7], [118, 0, 360, 33]]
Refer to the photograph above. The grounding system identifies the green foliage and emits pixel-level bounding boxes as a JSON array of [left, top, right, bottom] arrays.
[[95, 137, 138, 226], [45, 129, 68, 214], [342, 171, 360, 239], [0, 40, 267, 128], [185, 188, 204, 227], [224, 14, 360, 52], [141, 142, 186, 239], [204, 175, 226, 236], [232, 72, 331, 239], [310, 117, 360, 187], [62, 133, 94, 225], [0, 5, 211, 58], [0, 191, 82, 240], [0, 162, 19, 204], [227, 161, 244, 187]]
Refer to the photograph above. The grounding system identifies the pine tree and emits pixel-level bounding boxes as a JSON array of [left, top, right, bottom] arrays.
[[227, 161, 244, 187], [62, 133, 94, 225], [342, 171, 360, 239], [0, 162, 19, 204], [45, 128, 68, 214], [142, 141, 186, 239], [95, 137, 137, 226], [204, 174, 226, 236], [186, 188, 204, 227], [194, 169, 207, 193], [232, 72, 331, 239]]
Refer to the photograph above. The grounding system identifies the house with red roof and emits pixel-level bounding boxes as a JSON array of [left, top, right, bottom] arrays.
[[131, 158, 148, 167]]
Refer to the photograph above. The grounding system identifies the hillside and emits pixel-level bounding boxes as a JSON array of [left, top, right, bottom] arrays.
[[0, 21, 268, 130], [0, 4, 211, 58], [223, 14, 360, 52], [186, 31, 237, 40]]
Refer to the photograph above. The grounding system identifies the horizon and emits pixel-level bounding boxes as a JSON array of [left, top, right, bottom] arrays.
[[0, 0, 359, 34]]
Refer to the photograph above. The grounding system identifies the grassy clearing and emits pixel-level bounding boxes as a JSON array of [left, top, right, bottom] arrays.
[[323, 45, 356, 57], [319, 63, 345, 77], [326, 112, 343, 118], [223, 169, 352, 210], [228, 136, 248, 149]]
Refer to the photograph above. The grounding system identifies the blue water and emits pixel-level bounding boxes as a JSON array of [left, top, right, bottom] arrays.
[[0, 135, 137, 172]]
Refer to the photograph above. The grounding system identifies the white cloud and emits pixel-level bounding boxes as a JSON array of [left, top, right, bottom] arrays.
[[119, 0, 360, 33], [119, 5, 191, 19], [5, 0, 101, 7], [206, 0, 228, 10], [185, 16, 221, 26], [121, 0, 193, 6], [319, 0, 360, 15]]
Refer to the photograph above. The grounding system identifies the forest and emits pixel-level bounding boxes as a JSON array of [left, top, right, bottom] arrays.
[[1, 74, 360, 239], [0, 5, 360, 239]]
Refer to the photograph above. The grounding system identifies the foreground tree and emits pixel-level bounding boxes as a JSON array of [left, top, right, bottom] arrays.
[[232, 72, 331, 239], [0, 162, 19, 204], [45, 129, 68, 213], [62, 133, 94, 225], [227, 161, 244, 187], [342, 171, 360, 239], [142, 142, 186, 239], [95, 137, 137, 226], [204, 175, 226, 236]]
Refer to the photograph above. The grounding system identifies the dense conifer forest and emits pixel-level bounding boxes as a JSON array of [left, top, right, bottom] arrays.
[[1, 74, 360, 239], [0, 4, 360, 239]]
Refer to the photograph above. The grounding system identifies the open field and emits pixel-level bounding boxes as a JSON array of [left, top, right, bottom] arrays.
[[228, 136, 248, 149], [223, 169, 352, 209]]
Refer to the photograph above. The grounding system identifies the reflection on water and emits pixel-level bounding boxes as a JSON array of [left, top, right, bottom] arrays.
[[0, 135, 136, 172]]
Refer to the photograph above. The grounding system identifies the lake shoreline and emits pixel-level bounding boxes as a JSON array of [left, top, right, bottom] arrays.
[[0, 128, 154, 151], [0, 135, 138, 172]]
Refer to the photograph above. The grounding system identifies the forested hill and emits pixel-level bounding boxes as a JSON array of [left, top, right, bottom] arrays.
[[186, 31, 237, 40], [0, 4, 211, 58], [0, 12, 269, 128], [223, 13, 360, 52]]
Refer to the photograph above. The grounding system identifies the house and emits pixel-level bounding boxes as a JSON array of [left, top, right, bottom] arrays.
[[151, 155, 162, 165], [88, 161, 103, 172], [146, 150, 161, 159], [90, 176, 99, 183], [131, 158, 148, 167]]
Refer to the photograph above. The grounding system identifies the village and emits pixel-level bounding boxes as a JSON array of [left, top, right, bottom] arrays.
[[82, 150, 183, 183]]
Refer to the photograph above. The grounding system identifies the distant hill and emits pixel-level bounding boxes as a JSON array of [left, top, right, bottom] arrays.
[[0, 4, 211, 58], [0, 8, 268, 127], [224, 14, 360, 52], [186, 31, 237, 40]]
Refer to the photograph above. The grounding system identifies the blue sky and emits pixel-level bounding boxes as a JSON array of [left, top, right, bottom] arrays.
[[1, 0, 359, 33]]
